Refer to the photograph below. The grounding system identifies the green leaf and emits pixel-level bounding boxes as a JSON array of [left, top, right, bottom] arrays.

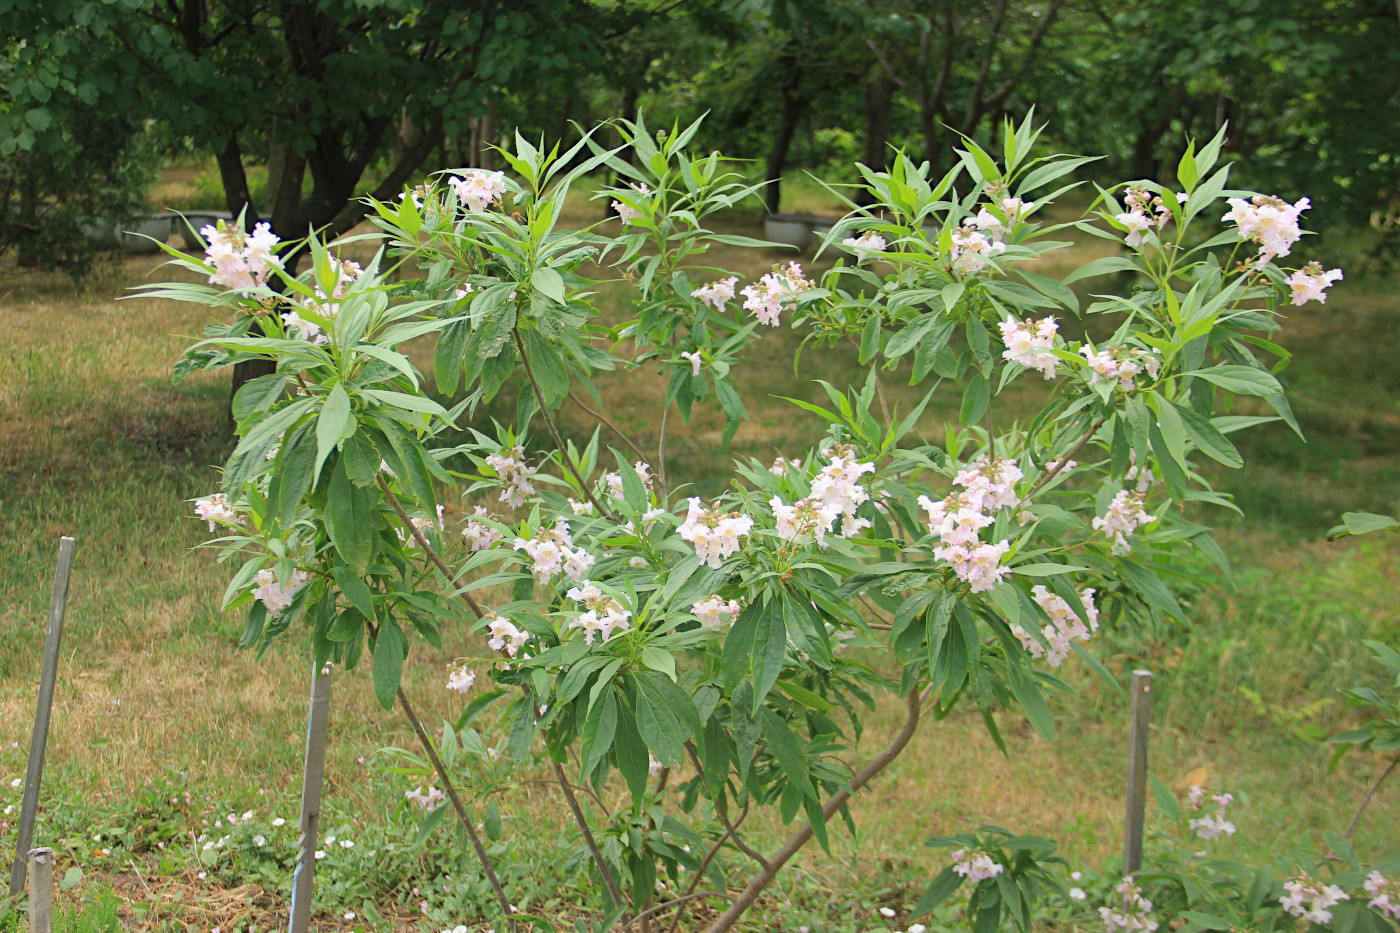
[[325, 458, 376, 572], [232, 374, 287, 423], [1010, 563, 1090, 577], [342, 432, 380, 487], [332, 564, 375, 618], [1151, 774, 1180, 822], [315, 383, 353, 482], [581, 690, 618, 778], [640, 647, 676, 681], [912, 865, 963, 919], [751, 603, 787, 710], [60, 866, 82, 892], [1171, 401, 1242, 468], [613, 700, 651, 802], [757, 706, 815, 799], [372, 621, 405, 711], [960, 374, 989, 425], [532, 266, 566, 303], [1190, 365, 1283, 397], [1006, 665, 1055, 739]]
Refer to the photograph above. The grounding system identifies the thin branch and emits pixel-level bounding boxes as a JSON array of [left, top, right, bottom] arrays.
[[512, 327, 615, 519], [1027, 414, 1109, 499], [629, 892, 730, 929], [686, 746, 768, 870], [396, 686, 516, 929], [377, 475, 485, 619], [984, 0, 1068, 113], [667, 817, 736, 933], [569, 391, 650, 465], [1344, 755, 1398, 839], [552, 760, 627, 912], [704, 688, 926, 933], [656, 402, 670, 497]]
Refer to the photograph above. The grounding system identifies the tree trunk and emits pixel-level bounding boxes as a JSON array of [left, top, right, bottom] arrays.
[[857, 73, 895, 206], [764, 78, 804, 216]]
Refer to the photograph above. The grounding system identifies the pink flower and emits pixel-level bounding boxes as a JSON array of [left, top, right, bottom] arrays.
[[448, 169, 506, 212], [1285, 262, 1343, 306], [998, 317, 1059, 379], [1223, 194, 1310, 263], [691, 276, 737, 310]]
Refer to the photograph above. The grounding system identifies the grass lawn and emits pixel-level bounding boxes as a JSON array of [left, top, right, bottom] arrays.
[[0, 176, 1397, 932]]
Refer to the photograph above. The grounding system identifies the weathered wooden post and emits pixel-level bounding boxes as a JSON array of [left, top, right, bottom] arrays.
[[9, 537, 76, 896], [1123, 670, 1153, 875], [288, 664, 333, 933], [27, 848, 54, 933]]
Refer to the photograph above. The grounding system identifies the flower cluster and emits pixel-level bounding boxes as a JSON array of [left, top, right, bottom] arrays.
[[446, 664, 476, 695], [919, 457, 1022, 593], [251, 568, 307, 615], [202, 220, 283, 293], [1012, 585, 1099, 666], [950, 849, 1004, 883], [1080, 343, 1160, 390], [692, 275, 738, 311], [603, 461, 654, 501], [486, 616, 529, 658], [999, 316, 1059, 379], [1100, 877, 1159, 933], [565, 583, 632, 645], [405, 786, 446, 812], [1093, 489, 1156, 555], [692, 596, 741, 627], [842, 231, 887, 262], [972, 196, 1032, 240], [1185, 787, 1237, 840], [769, 456, 801, 475], [949, 226, 1005, 275], [1280, 877, 1349, 925], [770, 496, 840, 548], [513, 521, 594, 584], [740, 261, 813, 327], [1365, 871, 1400, 920], [1285, 262, 1343, 306], [461, 506, 504, 551], [449, 169, 507, 212], [678, 498, 754, 569], [283, 258, 363, 344], [1115, 187, 1183, 248], [611, 182, 651, 226], [1223, 194, 1309, 263], [810, 451, 876, 537], [484, 446, 538, 509], [194, 493, 239, 531]]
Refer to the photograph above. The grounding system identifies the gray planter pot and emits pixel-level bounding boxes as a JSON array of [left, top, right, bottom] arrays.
[[120, 214, 174, 254], [80, 219, 120, 249], [173, 211, 234, 250], [763, 214, 815, 250]]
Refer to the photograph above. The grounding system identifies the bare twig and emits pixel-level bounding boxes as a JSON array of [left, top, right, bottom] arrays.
[[569, 391, 651, 465], [704, 688, 927, 933], [377, 475, 485, 619], [513, 327, 614, 519], [1027, 414, 1109, 499], [552, 759, 627, 913], [685, 746, 768, 870], [1345, 755, 1398, 839], [397, 687, 516, 929], [629, 892, 730, 929]]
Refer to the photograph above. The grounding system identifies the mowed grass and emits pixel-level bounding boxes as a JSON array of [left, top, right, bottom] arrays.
[[1, 185, 1398, 932]]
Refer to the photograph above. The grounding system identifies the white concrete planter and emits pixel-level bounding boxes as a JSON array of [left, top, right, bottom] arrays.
[[174, 211, 233, 250], [763, 214, 814, 250], [80, 219, 120, 249], [120, 215, 174, 254]]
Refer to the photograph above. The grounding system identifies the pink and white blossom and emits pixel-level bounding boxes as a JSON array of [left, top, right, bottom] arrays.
[[568, 606, 632, 645], [1080, 344, 1160, 390], [1100, 877, 1159, 933], [1011, 586, 1100, 667], [202, 220, 284, 293], [485, 445, 538, 509], [770, 495, 841, 548], [681, 351, 703, 376], [1280, 878, 1348, 925], [1365, 871, 1400, 920], [842, 231, 887, 262], [449, 169, 507, 212], [461, 506, 504, 551], [194, 493, 240, 531], [446, 664, 476, 695], [405, 786, 445, 812], [950, 849, 1004, 883], [611, 182, 651, 226], [692, 276, 738, 311], [810, 451, 876, 537], [486, 616, 529, 658], [677, 498, 754, 568], [692, 596, 742, 627], [1285, 262, 1343, 306], [740, 262, 813, 327], [999, 316, 1060, 379], [251, 568, 307, 615], [1093, 490, 1156, 555], [949, 226, 1005, 275], [1223, 194, 1310, 263]]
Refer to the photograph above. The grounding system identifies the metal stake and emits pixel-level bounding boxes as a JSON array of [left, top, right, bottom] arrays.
[[288, 664, 333, 933], [1123, 670, 1153, 875], [27, 848, 54, 933], [9, 538, 76, 895]]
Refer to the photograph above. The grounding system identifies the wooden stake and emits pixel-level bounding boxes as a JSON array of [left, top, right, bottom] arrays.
[[27, 848, 54, 933], [288, 665, 333, 933], [1123, 670, 1153, 875], [9, 538, 76, 896]]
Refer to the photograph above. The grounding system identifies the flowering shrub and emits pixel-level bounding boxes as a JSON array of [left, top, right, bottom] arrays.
[[152, 116, 1354, 931]]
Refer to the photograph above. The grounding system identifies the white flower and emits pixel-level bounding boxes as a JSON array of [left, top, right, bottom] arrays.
[[692, 596, 742, 627], [202, 220, 284, 293], [449, 169, 507, 212], [1223, 193, 1310, 263], [611, 182, 651, 225], [950, 849, 1004, 883], [1069, 887, 1086, 901], [680, 350, 703, 376], [314, 850, 326, 860], [1285, 262, 1343, 306], [1100, 877, 1158, 933], [998, 316, 1059, 379], [949, 226, 1005, 275], [770, 495, 839, 548], [677, 498, 754, 568], [485, 445, 537, 508], [740, 262, 812, 327], [1280, 878, 1348, 925], [251, 568, 308, 615], [691, 276, 738, 311], [461, 506, 504, 551], [877, 906, 896, 918], [1093, 489, 1156, 555], [446, 664, 476, 695], [253, 835, 266, 846], [485, 616, 529, 658], [1011, 586, 1099, 667], [272, 817, 286, 827], [193, 493, 240, 531], [809, 451, 875, 537], [405, 786, 446, 812], [843, 231, 887, 262]]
